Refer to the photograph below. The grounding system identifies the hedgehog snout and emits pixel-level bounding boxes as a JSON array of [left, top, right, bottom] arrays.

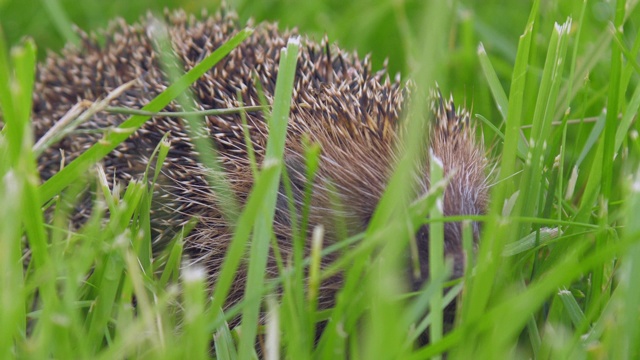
[[410, 225, 467, 291]]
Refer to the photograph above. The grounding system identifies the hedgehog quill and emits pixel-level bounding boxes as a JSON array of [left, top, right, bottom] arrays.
[[33, 9, 488, 330]]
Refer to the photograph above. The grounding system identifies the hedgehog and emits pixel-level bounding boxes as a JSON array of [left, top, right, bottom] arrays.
[[32, 9, 488, 326]]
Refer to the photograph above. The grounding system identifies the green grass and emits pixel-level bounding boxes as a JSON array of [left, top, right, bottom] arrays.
[[1, 0, 640, 358]]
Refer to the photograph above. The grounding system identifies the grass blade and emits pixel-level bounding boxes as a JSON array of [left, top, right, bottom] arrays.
[[238, 36, 300, 359]]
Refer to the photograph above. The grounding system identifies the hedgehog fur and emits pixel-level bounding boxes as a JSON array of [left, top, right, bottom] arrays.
[[33, 9, 488, 318]]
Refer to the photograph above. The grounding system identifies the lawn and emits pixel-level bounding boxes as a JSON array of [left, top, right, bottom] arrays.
[[1, 0, 639, 358]]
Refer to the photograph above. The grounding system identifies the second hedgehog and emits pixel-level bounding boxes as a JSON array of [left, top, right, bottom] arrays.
[[33, 10, 488, 318]]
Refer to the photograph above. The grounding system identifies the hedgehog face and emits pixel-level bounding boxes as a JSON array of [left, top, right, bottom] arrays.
[[410, 223, 465, 291]]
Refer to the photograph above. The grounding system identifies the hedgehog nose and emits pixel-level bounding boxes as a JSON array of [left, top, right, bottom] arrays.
[[447, 250, 466, 280]]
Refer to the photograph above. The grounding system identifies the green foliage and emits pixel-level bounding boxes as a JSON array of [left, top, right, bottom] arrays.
[[1, 0, 640, 358]]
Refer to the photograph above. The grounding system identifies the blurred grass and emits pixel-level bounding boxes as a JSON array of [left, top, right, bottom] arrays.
[[1, 0, 630, 136], [1, 0, 640, 358]]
